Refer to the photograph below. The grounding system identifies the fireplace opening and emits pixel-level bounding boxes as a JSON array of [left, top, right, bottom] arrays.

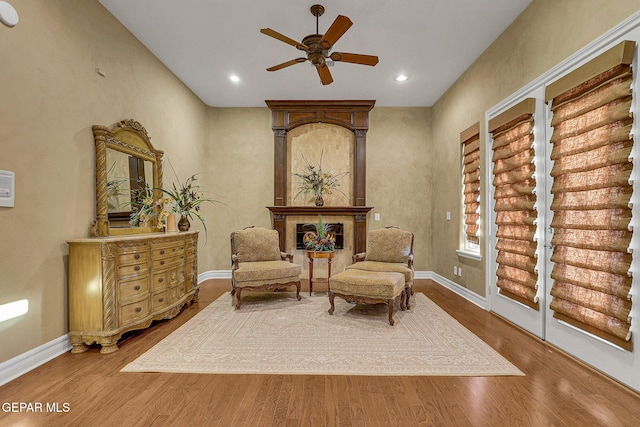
[[296, 223, 344, 250]]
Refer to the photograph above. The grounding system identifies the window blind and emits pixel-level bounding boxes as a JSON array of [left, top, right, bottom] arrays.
[[489, 98, 539, 310], [462, 123, 481, 245], [545, 40, 635, 350]]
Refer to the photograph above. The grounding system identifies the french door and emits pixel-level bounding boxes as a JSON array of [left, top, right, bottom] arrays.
[[487, 31, 640, 392], [487, 87, 547, 339]]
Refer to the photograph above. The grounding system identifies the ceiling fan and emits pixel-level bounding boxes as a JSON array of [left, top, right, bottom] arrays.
[[260, 4, 379, 85]]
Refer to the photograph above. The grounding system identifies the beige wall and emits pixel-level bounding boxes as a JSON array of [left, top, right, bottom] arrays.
[[0, 0, 208, 363], [430, 0, 640, 296], [367, 107, 432, 270]]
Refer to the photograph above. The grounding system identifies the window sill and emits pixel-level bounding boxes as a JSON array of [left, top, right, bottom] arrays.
[[456, 249, 482, 261]]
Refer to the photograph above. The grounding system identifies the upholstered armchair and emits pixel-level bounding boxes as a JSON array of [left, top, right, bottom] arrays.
[[346, 226, 414, 308], [230, 227, 302, 309]]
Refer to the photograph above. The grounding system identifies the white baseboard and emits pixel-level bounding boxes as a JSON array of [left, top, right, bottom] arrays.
[[198, 270, 231, 281], [422, 271, 488, 310], [0, 335, 71, 387], [0, 270, 486, 387]]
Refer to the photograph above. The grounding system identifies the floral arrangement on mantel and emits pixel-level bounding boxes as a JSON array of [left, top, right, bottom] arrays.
[[303, 215, 336, 252], [292, 152, 348, 206]]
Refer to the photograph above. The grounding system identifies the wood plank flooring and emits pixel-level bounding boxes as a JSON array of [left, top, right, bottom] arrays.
[[1, 279, 639, 426]]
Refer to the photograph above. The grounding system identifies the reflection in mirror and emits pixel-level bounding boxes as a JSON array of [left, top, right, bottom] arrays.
[[106, 148, 155, 228]]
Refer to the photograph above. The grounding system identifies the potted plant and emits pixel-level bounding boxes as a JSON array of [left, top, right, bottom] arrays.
[[161, 173, 219, 234], [303, 215, 336, 251], [292, 151, 348, 206]]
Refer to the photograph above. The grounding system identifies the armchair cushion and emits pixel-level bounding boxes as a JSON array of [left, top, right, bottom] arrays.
[[365, 228, 413, 263], [346, 261, 413, 286], [234, 227, 281, 262], [234, 260, 302, 286]]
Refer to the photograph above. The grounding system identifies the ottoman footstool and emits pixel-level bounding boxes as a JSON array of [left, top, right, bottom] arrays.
[[328, 269, 406, 325]]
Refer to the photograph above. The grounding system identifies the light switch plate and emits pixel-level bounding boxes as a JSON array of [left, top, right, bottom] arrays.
[[0, 170, 15, 207]]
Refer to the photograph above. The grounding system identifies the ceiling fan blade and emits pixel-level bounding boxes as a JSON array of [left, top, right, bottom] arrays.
[[317, 65, 333, 85], [319, 15, 352, 49], [260, 28, 308, 51], [330, 52, 379, 66], [266, 58, 308, 72]]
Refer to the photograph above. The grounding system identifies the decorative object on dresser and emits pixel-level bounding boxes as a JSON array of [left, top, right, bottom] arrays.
[[160, 164, 221, 237], [68, 119, 200, 354], [67, 231, 199, 354], [92, 119, 164, 236], [230, 226, 302, 309]]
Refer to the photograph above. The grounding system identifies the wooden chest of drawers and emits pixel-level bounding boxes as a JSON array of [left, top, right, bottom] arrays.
[[67, 231, 198, 354]]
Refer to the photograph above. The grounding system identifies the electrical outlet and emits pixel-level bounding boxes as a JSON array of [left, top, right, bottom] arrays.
[[453, 266, 458, 276], [374, 213, 380, 221], [458, 268, 462, 277], [446, 211, 451, 221]]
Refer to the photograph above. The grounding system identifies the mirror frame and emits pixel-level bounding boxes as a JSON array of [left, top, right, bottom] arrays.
[[91, 119, 163, 237]]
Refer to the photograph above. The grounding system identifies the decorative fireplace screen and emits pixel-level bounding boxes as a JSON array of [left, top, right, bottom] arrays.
[[296, 223, 344, 250]]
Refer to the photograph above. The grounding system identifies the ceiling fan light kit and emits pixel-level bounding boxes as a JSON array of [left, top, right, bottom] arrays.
[[260, 4, 378, 85]]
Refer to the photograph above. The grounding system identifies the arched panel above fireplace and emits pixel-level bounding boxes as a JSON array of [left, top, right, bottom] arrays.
[[265, 100, 375, 207]]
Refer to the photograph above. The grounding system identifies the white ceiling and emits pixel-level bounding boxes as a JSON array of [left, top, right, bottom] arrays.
[[98, 0, 532, 108]]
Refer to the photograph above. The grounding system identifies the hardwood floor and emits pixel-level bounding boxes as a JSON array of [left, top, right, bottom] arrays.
[[1, 279, 639, 426]]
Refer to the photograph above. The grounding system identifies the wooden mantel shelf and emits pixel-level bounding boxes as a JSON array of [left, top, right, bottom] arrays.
[[267, 206, 373, 216], [267, 206, 374, 253]]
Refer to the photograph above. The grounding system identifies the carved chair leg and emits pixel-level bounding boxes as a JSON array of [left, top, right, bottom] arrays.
[[387, 299, 395, 326], [328, 291, 335, 315], [235, 288, 242, 310], [405, 286, 411, 310], [295, 281, 302, 301], [400, 290, 406, 311]]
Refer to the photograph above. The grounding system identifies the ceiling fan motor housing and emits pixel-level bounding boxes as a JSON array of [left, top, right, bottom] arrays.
[[302, 34, 329, 67]]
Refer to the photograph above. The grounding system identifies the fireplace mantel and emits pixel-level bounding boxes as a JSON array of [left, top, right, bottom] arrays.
[[267, 206, 373, 253]]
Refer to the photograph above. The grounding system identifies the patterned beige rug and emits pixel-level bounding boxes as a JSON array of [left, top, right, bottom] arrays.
[[122, 292, 524, 376]]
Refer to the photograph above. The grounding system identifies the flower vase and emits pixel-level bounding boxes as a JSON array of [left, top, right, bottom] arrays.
[[314, 194, 324, 207], [178, 215, 190, 231], [166, 214, 177, 232]]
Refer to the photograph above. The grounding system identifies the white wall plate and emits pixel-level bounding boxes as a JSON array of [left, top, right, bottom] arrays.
[[0, 170, 15, 207], [0, 1, 19, 27]]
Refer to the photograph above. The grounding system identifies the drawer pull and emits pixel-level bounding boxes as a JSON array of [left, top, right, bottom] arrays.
[[160, 250, 165, 255], [159, 278, 164, 283], [134, 254, 140, 259], [136, 307, 142, 313], [160, 260, 165, 265], [159, 298, 164, 302], [134, 285, 141, 291], [135, 266, 141, 271]]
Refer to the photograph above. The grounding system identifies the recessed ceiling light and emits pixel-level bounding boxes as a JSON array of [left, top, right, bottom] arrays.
[[395, 74, 409, 82], [229, 74, 241, 83]]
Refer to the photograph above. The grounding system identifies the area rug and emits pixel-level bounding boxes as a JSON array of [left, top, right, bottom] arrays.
[[121, 292, 524, 376]]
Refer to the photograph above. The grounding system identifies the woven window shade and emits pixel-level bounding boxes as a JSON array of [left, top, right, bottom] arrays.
[[490, 98, 539, 310], [545, 40, 635, 350], [462, 123, 481, 244]]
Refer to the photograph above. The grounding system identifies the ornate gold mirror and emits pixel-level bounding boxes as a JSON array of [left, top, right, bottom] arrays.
[[91, 119, 163, 236]]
